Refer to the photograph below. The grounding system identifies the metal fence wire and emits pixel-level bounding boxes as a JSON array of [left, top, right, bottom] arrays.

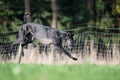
[[0, 27, 120, 62]]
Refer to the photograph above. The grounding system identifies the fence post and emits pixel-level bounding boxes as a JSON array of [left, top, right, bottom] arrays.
[[90, 39, 95, 62], [112, 44, 118, 64], [15, 43, 22, 63]]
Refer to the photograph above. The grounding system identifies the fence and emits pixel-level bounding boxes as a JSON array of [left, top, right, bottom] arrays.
[[0, 27, 120, 64]]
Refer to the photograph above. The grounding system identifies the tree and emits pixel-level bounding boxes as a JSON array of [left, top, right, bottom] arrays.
[[51, 0, 58, 29], [87, 0, 94, 20], [24, 0, 31, 23]]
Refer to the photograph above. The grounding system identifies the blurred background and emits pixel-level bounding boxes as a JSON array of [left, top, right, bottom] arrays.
[[0, 0, 120, 64], [0, 0, 120, 32], [0, 1, 120, 80]]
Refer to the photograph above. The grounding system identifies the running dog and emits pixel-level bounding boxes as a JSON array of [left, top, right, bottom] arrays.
[[11, 23, 77, 60]]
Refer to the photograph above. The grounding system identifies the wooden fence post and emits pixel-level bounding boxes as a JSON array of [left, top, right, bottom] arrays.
[[90, 39, 96, 62]]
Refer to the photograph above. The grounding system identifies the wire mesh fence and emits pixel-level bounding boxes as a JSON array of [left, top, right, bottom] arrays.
[[0, 27, 120, 64]]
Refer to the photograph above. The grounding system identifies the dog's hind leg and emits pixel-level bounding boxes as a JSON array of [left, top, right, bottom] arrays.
[[10, 37, 24, 58]]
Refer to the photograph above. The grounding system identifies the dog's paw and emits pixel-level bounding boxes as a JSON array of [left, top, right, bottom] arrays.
[[72, 57, 77, 60]]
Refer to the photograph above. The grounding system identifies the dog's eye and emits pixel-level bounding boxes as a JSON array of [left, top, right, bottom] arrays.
[[67, 33, 70, 36]]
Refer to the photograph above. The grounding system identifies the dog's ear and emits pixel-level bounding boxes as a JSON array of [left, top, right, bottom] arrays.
[[60, 33, 66, 38], [71, 32, 74, 36], [66, 31, 74, 36]]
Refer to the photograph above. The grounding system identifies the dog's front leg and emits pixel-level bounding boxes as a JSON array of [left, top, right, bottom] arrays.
[[54, 44, 77, 60]]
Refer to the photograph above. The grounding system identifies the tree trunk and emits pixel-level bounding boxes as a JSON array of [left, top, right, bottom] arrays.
[[24, 0, 31, 23], [87, 0, 94, 20], [51, 0, 58, 29]]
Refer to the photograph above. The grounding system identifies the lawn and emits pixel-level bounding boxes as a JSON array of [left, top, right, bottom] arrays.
[[0, 63, 120, 80]]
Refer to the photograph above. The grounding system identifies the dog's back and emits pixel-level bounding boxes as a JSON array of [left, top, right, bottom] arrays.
[[21, 23, 56, 39]]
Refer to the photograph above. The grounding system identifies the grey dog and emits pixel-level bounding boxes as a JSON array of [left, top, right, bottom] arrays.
[[11, 23, 77, 60]]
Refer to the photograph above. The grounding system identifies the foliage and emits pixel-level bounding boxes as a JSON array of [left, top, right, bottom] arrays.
[[99, 13, 114, 28], [113, 0, 120, 15], [0, 0, 24, 32], [0, 0, 119, 32]]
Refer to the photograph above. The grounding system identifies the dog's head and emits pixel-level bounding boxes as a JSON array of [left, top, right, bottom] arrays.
[[61, 31, 74, 48], [66, 32, 74, 48]]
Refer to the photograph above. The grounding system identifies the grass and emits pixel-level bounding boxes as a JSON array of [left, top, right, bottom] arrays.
[[0, 63, 120, 80]]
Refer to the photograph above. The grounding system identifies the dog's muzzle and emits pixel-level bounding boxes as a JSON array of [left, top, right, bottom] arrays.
[[67, 39, 74, 48]]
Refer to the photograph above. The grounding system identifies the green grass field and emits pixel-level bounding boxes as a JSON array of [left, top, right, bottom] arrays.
[[0, 63, 120, 80]]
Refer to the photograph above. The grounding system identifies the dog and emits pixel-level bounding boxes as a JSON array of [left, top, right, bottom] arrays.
[[10, 23, 77, 60]]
